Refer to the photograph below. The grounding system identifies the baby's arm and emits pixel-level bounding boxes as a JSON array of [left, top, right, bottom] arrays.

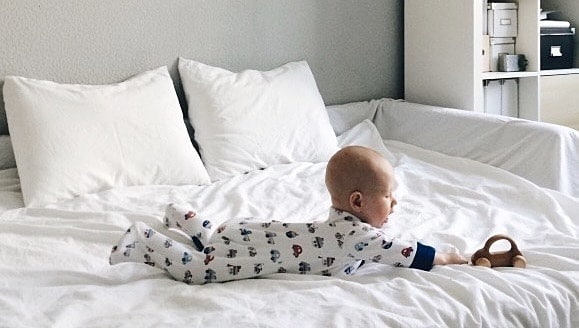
[[434, 252, 468, 265], [346, 228, 466, 270]]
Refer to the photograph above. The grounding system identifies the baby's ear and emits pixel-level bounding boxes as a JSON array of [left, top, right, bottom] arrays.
[[349, 191, 363, 211]]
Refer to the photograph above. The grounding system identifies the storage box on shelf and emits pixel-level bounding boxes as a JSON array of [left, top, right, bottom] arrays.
[[540, 28, 575, 70], [487, 2, 518, 38], [489, 37, 516, 72]]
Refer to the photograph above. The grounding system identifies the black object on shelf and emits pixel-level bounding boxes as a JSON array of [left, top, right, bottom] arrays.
[[541, 27, 575, 70]]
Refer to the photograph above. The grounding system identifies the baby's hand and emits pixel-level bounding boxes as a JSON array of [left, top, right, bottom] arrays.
[[434, 252, 468, 265]]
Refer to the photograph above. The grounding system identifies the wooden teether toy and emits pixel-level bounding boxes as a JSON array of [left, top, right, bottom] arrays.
[[471, 234, 527, 268]]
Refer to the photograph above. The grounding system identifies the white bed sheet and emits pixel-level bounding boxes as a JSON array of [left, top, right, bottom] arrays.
[[0, 127, 577, 327]]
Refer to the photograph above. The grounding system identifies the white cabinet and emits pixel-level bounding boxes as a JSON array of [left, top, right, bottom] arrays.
[[405, 0, 578, 126], [541, 73, 579, 130]]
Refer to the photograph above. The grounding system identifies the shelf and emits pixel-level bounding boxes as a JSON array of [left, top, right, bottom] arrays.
[[481, 68, 579, 79], [482, 71, 538, 79], [540, 68, 579, 76], [405, 0, 544, 116]]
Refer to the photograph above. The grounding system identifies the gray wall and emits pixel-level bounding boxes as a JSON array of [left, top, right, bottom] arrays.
[[0, 0, 403, 135]]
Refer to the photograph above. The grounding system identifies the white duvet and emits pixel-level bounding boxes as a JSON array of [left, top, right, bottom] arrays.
[[0, 122, 577, 328]]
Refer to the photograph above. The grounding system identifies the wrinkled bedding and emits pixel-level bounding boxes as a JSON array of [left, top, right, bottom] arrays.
[[0, 125, 577, 327], [328, 98, 579, 197]]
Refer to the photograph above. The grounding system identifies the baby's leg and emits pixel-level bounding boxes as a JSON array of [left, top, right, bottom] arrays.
[[109, 222, 206, 284], [110, 221, 290, 284], [164, 203, 215, 250]]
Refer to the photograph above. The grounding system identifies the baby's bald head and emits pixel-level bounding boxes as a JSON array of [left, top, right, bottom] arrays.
[[325, 146, 396, 226]]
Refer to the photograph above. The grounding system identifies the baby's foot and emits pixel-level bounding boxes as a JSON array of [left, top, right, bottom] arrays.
[[109, 222, 150, 265], [164, 203, 197, 229]]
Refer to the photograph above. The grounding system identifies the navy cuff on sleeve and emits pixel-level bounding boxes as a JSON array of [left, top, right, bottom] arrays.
[[409, 242, 435, 271]]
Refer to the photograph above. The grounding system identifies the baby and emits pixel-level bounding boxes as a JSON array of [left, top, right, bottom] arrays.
[[110, 146, 466, 284]]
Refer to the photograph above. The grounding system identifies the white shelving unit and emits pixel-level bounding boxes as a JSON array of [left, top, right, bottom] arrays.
[[404, 0, 578, 124]]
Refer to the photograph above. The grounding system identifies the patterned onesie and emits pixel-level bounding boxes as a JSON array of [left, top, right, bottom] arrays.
[[109, 204, 436, 284]]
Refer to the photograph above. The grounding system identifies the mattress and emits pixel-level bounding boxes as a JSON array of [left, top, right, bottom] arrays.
[[0, 123, 577, 327]]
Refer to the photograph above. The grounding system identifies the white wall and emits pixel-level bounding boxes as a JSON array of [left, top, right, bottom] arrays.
[[0, 0, 403, 135]]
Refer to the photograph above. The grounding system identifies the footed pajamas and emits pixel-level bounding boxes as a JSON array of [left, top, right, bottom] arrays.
[[110, 204, 436, 284]]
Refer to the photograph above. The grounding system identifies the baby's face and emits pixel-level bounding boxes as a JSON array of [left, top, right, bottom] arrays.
[[358, 157, 397, 228], [361, 185, 397, 228]]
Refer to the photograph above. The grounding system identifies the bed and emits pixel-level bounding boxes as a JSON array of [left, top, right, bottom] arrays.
[[0, 59, 578, 328]]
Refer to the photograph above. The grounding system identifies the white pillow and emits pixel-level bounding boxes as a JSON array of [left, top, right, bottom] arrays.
[[3, 67, 210, 207], [326, 99, 380, 136], [337, 119, 396, 164], [178, 58, 339, 181]]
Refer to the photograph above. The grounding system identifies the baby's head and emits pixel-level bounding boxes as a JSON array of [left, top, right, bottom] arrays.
[[325, 146, 397, 228]]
